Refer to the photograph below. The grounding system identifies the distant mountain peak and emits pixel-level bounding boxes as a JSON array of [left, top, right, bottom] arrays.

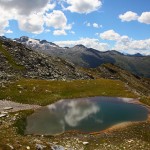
[[109, 50, 123, 55], [39, 40, 48, 44], [15, 36, 59, 48], [74, 44, 87, 48], [20, 36, 29, 42], [132, 53, 143, 57], [39, 40, 58, 47]]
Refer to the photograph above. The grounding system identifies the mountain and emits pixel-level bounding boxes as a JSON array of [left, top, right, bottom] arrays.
[[128, 53, 144, 57], [1, 36, 150, 97], [0, 36, 90, 81], [15, 37, 150, 78]]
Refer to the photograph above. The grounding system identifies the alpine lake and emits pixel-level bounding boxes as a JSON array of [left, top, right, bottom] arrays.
[[25, 97, 149, 135]]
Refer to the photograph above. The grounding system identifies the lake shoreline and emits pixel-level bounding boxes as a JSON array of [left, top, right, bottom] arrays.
[[1, 97, 149, 136], [25, 97, 150, 136]]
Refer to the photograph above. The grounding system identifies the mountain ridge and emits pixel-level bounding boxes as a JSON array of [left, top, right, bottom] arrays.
[[14, 36, 150, 78]]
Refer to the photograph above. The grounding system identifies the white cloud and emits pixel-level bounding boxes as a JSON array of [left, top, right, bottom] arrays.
[[18, 13, 44, 34], [86, 22, 91, 27], [44, 29, 51, 33], [53, 30, 67, 36], [45, 2, 56, 10], [119, 11, 138, 22], [95, 33, 99, 36], [45, 10, 68, 29], [70, 31, 75, 34], [45, 10, 72, 35], [0, 0, 72, 35], [65, 0, 102, 14], [100, 30, 120, 41], [138, 12, 150, 24], [5, 30, 13, 34], [93, 23, 99, 28], [54, 38, 109, 51], [93, 23, 102, 28], [114, 38, 150, 55], [0, 0, 52, 15], [119, 11, 150, 25], [85, 22, 102, 28], [99, 30, 150, 55]]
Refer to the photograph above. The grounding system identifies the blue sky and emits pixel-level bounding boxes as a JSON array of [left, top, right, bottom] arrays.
[[0, 0, 150, 54]]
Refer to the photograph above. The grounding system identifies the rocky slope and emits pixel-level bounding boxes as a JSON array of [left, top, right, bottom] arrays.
[[82, 63, 150, 96], [0, 36, 90, 81], [15, 36, 150, 78]]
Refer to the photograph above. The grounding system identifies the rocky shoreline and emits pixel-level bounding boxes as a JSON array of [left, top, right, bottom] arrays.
[[0, 100, 40, 114]]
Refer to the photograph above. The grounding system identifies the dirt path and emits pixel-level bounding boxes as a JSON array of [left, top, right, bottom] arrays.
[[0, 100, 41, 112]]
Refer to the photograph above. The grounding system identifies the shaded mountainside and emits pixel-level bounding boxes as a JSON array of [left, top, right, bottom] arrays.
[[81, 64, 150, 97], [15, 37, 150, 78], [0, 37, 90, 81]]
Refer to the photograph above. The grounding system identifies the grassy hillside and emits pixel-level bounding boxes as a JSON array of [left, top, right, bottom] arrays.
[[0, 78, 136, 105]]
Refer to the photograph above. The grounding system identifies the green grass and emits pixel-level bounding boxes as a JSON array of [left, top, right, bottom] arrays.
[[0, 42, 25, 70], [0, 78, 136, 105]]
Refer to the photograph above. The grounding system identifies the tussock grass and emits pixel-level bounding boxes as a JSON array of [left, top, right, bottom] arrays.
[[0, 78, 136, 105]]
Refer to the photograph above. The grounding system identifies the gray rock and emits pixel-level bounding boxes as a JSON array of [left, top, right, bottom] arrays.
[[4, 107, 13, 110], [51, 145, 65, 150], [83, 142, 89, 145], [0, 114, 7, 118], [7, 144, 14, 149], [35, 144, 46, 150]]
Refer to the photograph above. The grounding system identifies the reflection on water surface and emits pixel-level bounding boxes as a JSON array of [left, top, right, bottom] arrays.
[[26, 97, 148, 135]]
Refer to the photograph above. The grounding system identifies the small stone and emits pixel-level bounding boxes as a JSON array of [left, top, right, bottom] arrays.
[[51, 145, 65, 150], [83, 142, 89, 145], [7, 144, 14, 149], [26, 146, 30, 150], [36, 144, 46, 150], [0, 114, 7, 118], [52, 142, 59, 145], [4, 107, 13, 110], [1, 83, 6, 88], [1, 111, 8, 114]]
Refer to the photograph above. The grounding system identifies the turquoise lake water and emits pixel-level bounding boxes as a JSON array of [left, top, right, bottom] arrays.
[[25, 97, 148, 135]]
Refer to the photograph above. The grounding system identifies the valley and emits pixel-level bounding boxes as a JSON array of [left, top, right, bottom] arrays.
[[0, 36, 150, 150]]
